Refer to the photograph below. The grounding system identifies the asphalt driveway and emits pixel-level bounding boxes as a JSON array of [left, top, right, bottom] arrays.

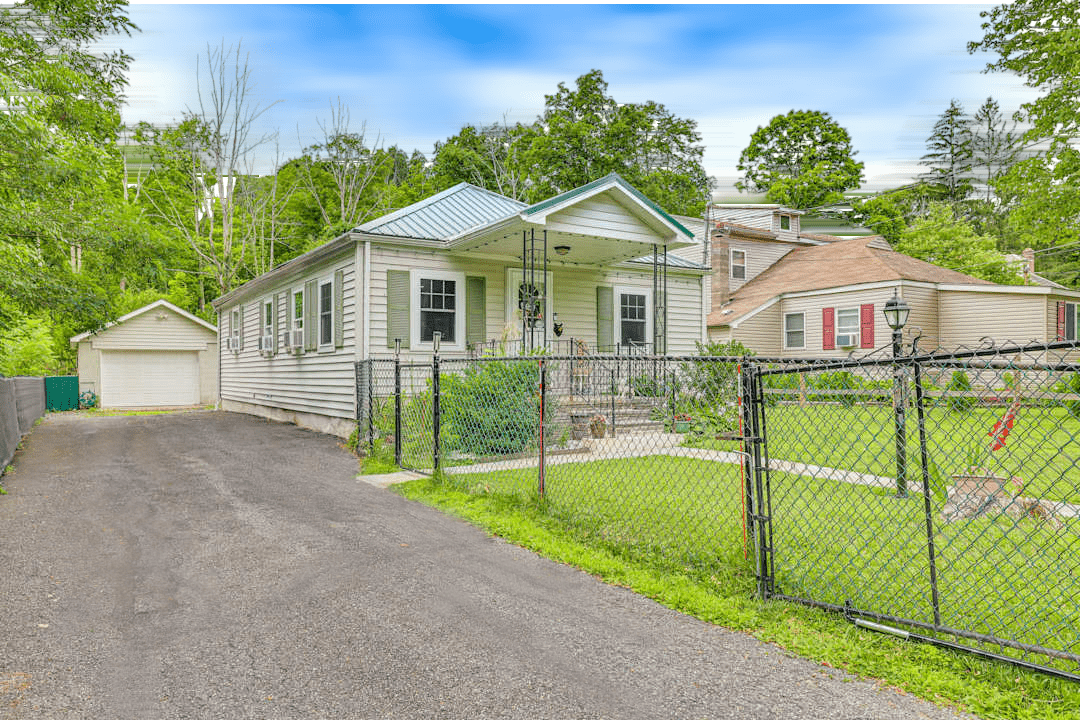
[[0, 411, 971, 719]]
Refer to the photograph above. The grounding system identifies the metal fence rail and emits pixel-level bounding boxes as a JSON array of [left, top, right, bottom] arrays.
[[355, 340, 1080, 682]]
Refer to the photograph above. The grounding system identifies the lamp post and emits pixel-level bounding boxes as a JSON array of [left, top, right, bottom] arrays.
[[883, 291, 911, 498]]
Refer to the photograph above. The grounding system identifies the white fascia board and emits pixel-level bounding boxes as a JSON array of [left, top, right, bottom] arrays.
[[70, 299, 217, 344], [935, 283, 1080, 297], [211, 235, 357, 309], [528, 181, 690, 244]]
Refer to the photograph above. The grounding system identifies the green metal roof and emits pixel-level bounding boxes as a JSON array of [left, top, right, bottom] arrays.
[[521, 173, 695, 240]]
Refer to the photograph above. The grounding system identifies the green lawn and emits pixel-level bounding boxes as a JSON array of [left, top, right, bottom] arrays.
[[396, 468, 1080, 720], [686, 402, 1080, 504], [443, 453, 1080, 678]]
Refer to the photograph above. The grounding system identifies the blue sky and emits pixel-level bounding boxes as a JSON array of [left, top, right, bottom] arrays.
[[118, 3, 1037, 196]]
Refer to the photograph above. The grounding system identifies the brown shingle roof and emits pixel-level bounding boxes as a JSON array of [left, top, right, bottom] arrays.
[[708, 235, 994, 327]]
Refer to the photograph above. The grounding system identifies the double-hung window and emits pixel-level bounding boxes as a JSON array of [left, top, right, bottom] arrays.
[[318, 279, 333, 347], [293, 289, 304, 332], [1063, 302, 1079, 341], [784, 312, 805, 349], [835, 308, 860, 347], [420, 277, 456, 343], [730, 249, 746, 280], [779, 215, 791, 231], [230, 307, 241, 352], [262, 299, 273, 352]]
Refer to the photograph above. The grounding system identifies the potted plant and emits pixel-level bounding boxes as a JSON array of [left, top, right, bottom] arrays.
[[673, 412, 692, 433], [588, 413, 607, 439]]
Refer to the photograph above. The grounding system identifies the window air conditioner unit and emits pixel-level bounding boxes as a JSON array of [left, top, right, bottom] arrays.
[[259, 335, 274, 352], [290, 329, 304, 352], [836, 334, 856, 348], [226, 337, 240, 352]]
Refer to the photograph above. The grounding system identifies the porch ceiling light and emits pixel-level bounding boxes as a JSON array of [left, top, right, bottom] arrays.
[[554, 245, 571, 256], [882, 290, 910, 331]]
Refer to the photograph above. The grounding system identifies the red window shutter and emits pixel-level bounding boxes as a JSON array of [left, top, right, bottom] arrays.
[[822, 307, 835, 350], [1058, 301, 1066, 341], [860, 303, 875, 348]]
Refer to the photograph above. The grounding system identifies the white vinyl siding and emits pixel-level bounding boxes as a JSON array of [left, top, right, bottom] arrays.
[[731, 302, 781, 355], [784, 312, 805, 349], [368, 245, 704, 360], [899, 285, 939, 351], [938, 290, 1045, 348], [725, 238, 795, 292], [778, 287, 895, 359], [218, 250, 358, 422], [545, 194, 666, 245]]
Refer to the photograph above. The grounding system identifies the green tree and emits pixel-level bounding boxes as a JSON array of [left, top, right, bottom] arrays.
[[849, 184, 938, 244], [920, 100, 974, 205], [520, 70, 711, 215], [970, 97, 1021, 203], [736, 109, 864, 209], [969, 0, 1080, 144], [894, 203, 1021, 285], [432, 121, 529, 201]]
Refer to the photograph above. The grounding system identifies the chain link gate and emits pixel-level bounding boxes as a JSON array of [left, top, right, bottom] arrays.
[[746, 341, 1080, 681]]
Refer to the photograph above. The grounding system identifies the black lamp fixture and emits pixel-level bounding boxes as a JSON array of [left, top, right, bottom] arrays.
[[554, 245, 571, 256], [883, 290, 910, 331]]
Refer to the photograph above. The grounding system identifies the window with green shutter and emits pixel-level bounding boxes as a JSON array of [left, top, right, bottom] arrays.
[[387, 269, 410, 348], [466, 276, 487, 347], [596, 286, 613, 351]]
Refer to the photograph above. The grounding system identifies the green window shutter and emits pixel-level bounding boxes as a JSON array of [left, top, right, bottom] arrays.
[[271, 294, 280, 355], [596, 286, 613, 350], [304, 279, 318, 351], [387, 269, 410, 349], [466, 276, 486, 347], [239, 305, 245, 351], [334, 269, 345, 348]]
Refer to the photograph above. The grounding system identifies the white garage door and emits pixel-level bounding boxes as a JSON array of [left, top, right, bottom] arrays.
[[100, 350, 200, 407]]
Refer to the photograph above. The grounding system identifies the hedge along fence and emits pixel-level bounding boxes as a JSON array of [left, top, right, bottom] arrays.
[[1, 376, 46, 475]]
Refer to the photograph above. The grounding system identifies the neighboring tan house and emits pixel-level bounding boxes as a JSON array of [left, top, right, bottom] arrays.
[[703, 206, 1080, 356], [210, 173, 709, 437], [70, 299, 219, 408]]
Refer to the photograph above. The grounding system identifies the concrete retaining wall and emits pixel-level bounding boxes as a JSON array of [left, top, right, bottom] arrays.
[[1, 376, 46, 474]]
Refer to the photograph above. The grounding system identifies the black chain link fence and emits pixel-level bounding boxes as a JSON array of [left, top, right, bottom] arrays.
[[356, 340, 1080, 681]]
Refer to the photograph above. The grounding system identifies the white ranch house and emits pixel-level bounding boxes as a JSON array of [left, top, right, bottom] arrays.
[[212, 174, 709, 437]]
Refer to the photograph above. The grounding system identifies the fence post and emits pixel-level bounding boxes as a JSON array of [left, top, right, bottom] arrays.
[[432, 332, 441, 473], [610, 367, 616, 438], [913, 360, 943, 627], [538, 358, 546, 499], [366, 360, 375, 453], [394, 340, 402, 468]]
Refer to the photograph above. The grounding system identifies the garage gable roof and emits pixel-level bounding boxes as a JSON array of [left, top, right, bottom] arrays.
[[70, 300, 217, 344]]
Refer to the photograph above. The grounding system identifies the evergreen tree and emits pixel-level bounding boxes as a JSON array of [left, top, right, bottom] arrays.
[[920, 100, 974, 205], [970, 97, 1021, 203]]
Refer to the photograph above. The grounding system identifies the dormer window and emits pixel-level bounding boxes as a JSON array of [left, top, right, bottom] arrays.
[[780, 215, 791, 231]]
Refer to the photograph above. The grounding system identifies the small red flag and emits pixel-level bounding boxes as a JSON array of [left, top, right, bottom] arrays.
[[989, 399, 1021, 451]]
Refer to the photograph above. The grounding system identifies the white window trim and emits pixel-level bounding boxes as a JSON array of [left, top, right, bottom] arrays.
[[230, 307, 241, 353], [410, 269, 466, 351], [505, 268, 554, 338], [317, 277, 334, 351], [783, 311, 805, 350], [613, 284, 653, 348], [730, 248, 747, 280], [261, 296, 274, 354], [292, 288, 304, 331], [835, 307, 860, 349]]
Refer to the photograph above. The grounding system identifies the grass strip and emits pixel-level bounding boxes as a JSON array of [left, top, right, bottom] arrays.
[[393, 475, 1080, 720]]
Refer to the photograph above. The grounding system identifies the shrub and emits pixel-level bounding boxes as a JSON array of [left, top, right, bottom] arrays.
[[1055, 372, 1080, 419], [629, 372, 664, 397], [946, 370, 976, 412], [440, 359, 547, 456], [811, 371, 859, 406]]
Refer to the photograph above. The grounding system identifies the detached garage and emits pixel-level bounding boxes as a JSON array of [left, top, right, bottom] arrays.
[[71, 300, 218, 408]]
